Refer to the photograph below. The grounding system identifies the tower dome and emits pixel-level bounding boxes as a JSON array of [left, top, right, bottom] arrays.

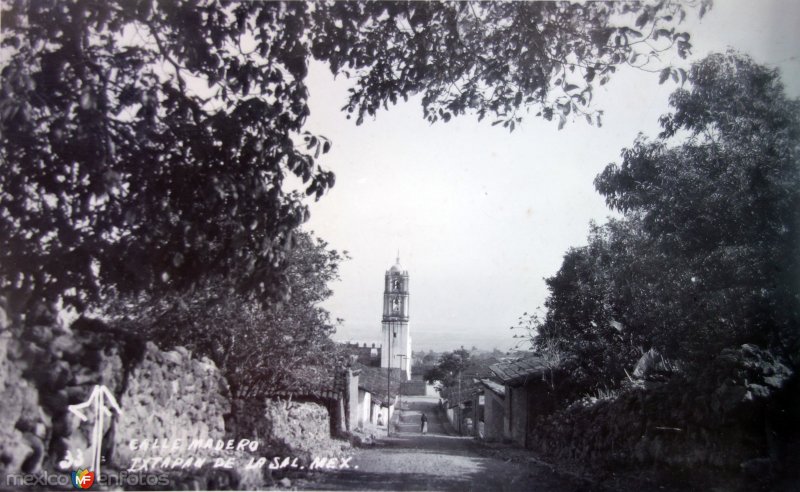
[[389, 253, 403, 273]]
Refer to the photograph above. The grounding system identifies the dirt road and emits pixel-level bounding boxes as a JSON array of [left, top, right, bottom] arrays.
[[301, 395, 589, 491]]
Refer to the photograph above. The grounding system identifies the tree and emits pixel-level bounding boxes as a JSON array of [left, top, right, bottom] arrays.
[[594, 52, 800, 364], [423, 348, 473, 389], [105, 231, 347, 400], [1, 0, 708, 321], [525, 221, 646, 393], [512, 312, 567, 390], [531, 52, 800, 386], [0, 1, 333, 319], [311, 1, 707, 129]]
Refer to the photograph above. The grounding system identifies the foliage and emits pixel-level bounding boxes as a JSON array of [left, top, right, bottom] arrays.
[[594, 52, 800, 364], [518, 233, 643, 394], [423, 348, 472, 388], [312, 1, 707, 130], [513, 312, 568, 389], [422, 347, 502, 393], [1, 0, 335, 318], [1, 0, 707, 320], [528, 52, 800, 394], [106, 231, 347, 400]]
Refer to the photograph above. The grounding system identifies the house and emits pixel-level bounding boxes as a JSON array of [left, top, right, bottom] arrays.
[[264, 361, 409, 437], [440, 379, 482, 437], [489, 356, 559, 447], [353, 364, 406, 429], [478, 378, 505, 441]]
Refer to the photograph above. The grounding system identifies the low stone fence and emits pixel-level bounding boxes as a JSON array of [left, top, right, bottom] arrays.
[[230, 397, 350, 465], [527, 345, 796, 478], [1, 311, 259, 488]]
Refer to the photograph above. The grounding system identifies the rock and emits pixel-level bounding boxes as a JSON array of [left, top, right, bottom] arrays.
[[745, 384, 770, 399], [279, 477, 292, 487], [29, 324, 56, 344], [0, 303, 9, 330], [162, 350, 183, 365], [20, 432, 44, 473], [174, 346, 190, 358], [0, 348, 40, 475], [763, 375, 786, 388], [0, 438, 33, 475], [50, 334, 82, 357]]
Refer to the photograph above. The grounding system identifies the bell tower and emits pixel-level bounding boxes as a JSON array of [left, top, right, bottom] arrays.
[[381, 254, 411, 379]]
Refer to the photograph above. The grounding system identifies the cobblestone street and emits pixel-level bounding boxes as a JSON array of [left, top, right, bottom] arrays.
[[302, 396, 588, 491]]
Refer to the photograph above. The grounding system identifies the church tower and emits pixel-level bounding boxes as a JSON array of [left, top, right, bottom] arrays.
[[381, 254, 411, 379]]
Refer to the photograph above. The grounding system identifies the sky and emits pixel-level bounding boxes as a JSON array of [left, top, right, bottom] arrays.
[[299, 0, 800, 352]]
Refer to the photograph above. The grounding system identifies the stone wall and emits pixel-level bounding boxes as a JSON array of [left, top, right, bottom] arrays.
[[109, 342, 231, 466], [230, 397, 350, 465], [1, 306, 353, 489], [0, 309, 262, 488], [0, 330, 45, 474], [526, 345, 796, 479]]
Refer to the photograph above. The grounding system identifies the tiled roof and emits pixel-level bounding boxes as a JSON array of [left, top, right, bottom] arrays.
[[283, 364, 339, 394], [489, 356, 550, 386], [479, 378, 506, 397], [356, 364, 405, 403]]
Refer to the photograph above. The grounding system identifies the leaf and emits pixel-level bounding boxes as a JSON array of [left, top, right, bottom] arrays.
[[0, 0, 715, 330], [635, 11, 649, 29], [658, 68, 670, 85], [654, 29, 672, 41]]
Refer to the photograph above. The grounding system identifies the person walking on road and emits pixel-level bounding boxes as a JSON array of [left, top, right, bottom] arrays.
[[420, 413, 428, 434]]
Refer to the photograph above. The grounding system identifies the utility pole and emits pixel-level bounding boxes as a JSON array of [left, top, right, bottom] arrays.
[[458, 368, 462, 434], [395, 354, 408, 412], [387, 326, 395, 437], [458, 369, 462, 402]]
